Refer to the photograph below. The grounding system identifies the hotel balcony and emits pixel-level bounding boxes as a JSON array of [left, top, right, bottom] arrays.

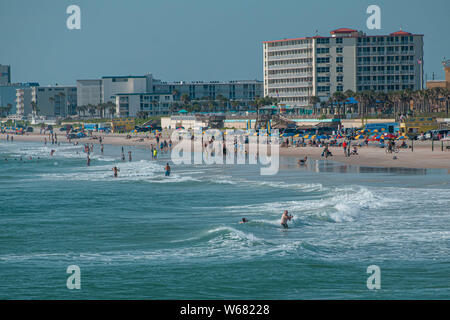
[[267, 73, 313, 79], [266, 43, 312, 52], [267, 53, 313, 61], [267, 63, 313, 70]]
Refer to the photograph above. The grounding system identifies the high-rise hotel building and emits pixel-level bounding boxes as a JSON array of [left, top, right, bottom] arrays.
[[263, 28, 424, 110]]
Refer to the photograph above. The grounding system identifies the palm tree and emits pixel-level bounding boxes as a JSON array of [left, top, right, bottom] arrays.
[[58, 92, 66, 117], [108, 104, 116, 119], [6, 103, 12, 116], [181, 93, 190, 107], [308, 96, 320, 116], [332, 92, 346, 118], [87, 104, 96, 118], [31, 101, 39, 117]]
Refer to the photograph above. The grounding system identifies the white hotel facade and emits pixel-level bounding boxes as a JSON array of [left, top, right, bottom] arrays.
[[263, 28, 424, 111]]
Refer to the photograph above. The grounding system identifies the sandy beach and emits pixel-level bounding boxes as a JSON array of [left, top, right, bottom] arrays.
[[2, 131, 450, 170]]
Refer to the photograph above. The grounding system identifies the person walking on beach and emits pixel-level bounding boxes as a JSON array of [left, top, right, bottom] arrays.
[[342, 141, 348, 157], [280, 210, 293, 229], [165, 163, 171, 176], [6, 134, 9, 141], [112, 166, 120, 178]]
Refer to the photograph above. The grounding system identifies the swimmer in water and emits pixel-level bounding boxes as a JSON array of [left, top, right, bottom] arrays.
[[87, 155, 91, 166], [112, 166, 120, 177], [50, 150, 55, 156], [280, 210, 293, 229], [239, 218, 248, 224]]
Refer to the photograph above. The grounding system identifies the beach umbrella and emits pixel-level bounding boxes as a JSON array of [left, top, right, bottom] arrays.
[[293, 133, 302, 138], [303, 134, 310, 139], [317, 135, 329, 139], [354, 135, 365, 139], [373, 129, 379, 133], [396, 136, 405, 140]]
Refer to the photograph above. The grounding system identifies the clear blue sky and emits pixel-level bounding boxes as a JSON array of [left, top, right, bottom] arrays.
[[1, 0, 449, 85]]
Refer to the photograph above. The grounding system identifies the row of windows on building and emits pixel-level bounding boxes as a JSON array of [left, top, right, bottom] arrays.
[[268, 87, 311, 94], [267, 36, 416, 49], [316, 47, 344, 54], [357, 36, 415, 44], [358, 65, 415, 72], [266, 39, 312, 48], [268, 77, 313, 85], [140, 95, 171, 102], [267, 48, 312, 57], [277, 96, 310, 103], [357, 45, 415, 53], [358, 84, 415, 91], [267, 67, 313, 76], [358, 75, 415, 81], [140, 103, 171, 110], [267, 58, 313, 66], [316, 66, 344, 73], [358, 56, 416, 63], [317, 57, 344, 64]]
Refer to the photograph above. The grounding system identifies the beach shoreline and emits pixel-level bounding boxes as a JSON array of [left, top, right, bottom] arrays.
[[2, 132, 450, 170]]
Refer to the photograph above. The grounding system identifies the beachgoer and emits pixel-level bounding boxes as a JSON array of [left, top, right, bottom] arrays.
[[239, 218, 248, 224], [87, 155, 91, 166], [298, 156, 308, 165], [128, 151, 132, 162], [153, 148, 157, 159], [165, 163, 171, 176], [280, 210, 293, 229], [112, 166, 120, 177], [50, 150, 55, 156]]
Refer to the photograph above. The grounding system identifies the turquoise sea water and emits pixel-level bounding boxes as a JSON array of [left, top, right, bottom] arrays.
[[0, 140, 449, 299]]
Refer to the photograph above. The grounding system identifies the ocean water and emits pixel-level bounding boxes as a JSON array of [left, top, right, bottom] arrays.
[[0, 140, 449, 299]]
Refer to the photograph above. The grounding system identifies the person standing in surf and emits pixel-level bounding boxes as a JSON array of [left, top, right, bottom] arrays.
[[280, 210, 293, 229], [165, 163, 171, 176], [112, 166, 120, 177]]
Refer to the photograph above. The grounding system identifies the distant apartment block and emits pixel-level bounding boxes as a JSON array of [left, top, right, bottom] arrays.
[[263, 28, 424, 110], [116, 92, 174, 117], [76, 79, 103, 106], [0, 64, 11, 85], [16, 86, 77, 118], [77, 74, 262, 117], [0, 82, 39, 115]]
